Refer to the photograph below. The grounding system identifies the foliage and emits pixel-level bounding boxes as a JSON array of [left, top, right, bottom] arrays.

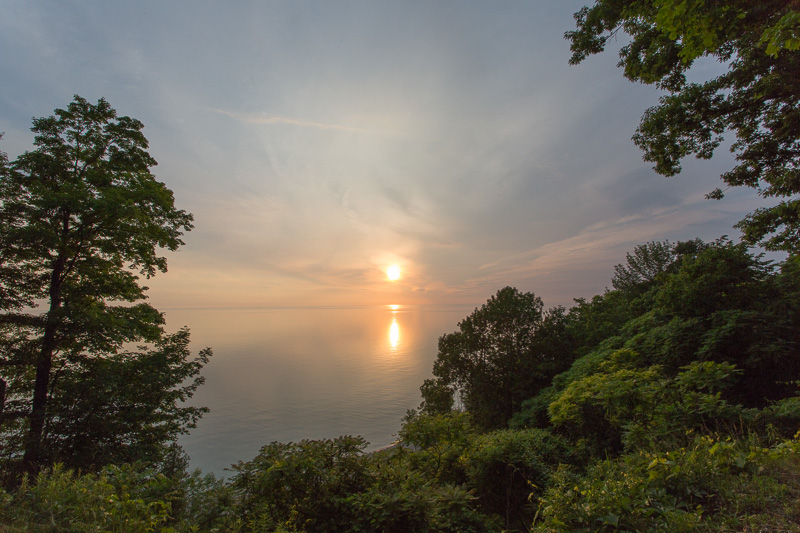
[[175, 469, 237, 532], [533, 436, 800, 532], [418, 377, 455, 415], [511, 338, 624, 431], [653, 240, 770, 319], [423, 287, 575, 430], [229, 436, 372, 532], [564, 292, 634, 357], [398, 411, 575, 531], [611, 240, 676, 296], [548, 350, 663, 454], [507, 238, 800, 528], [465, 428, 572, 531], [40, 329, 210, 472], [568, 0, 800, 252], [0, 237, 797, 531], [610, 239, 709, 315], [642, 240, 799, 404], [351, 452, 497, 533], [213, 431, 500, 532], [547, 351, 767, 454], [0, 463, 178, 532], [542, 240, 800, 419], [398, 410, 474, 484], [0, 95, 204, 477]]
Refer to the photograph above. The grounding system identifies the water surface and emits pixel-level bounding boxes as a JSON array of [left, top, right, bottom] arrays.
[[165, 305, 471, 475]]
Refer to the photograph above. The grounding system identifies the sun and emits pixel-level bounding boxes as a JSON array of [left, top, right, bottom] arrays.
[[386, 264, 401, 281]]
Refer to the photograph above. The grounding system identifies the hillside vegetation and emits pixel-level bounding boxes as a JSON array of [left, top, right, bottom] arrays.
[[3, 239, 800, 532]]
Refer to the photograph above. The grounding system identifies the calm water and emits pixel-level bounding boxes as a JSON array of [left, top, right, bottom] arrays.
[[164, 305, 471, 475]]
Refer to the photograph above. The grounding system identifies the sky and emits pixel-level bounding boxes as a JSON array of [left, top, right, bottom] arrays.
[[0, 1, 770, 310]]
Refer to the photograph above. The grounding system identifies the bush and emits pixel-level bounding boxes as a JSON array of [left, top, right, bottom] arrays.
[[465, 428, 572, 531], [351, 453, 497, 533], [398, 410, 474, 484], [0, 464, 176, 532], [229, 436, 372, 532], [533, 436, 800, 532]]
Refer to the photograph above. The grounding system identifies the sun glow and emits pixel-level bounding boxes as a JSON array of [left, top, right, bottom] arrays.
[[386, 264, 401, 281]]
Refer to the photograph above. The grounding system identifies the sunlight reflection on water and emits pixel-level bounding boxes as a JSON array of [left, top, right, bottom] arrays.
[[389, 318, 400, 350], [164, 305, 470, 475]]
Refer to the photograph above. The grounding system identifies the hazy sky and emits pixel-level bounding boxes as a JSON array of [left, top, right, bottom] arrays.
[[0, 1, 767, 309]]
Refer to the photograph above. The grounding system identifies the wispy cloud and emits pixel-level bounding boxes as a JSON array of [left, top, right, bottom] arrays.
[[210, 108, 369, 133], [1, 1, 765, 309], [418, 194, 758, 307]]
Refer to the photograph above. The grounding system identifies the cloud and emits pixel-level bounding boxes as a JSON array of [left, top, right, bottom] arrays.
[[0, 0, 769, 310], [209, 108, 372, 133]]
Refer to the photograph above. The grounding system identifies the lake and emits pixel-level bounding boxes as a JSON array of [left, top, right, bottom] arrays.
[[164, 304, 473, 475]]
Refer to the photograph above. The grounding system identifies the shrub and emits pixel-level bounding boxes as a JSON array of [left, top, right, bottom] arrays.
[[466, 428, 572, 531], [0, 464, 175, 532], [230, 436, 371, 532], [533, 436, 800, 532]]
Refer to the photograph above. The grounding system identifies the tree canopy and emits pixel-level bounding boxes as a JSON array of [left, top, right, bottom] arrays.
[[567, 0, 800, 252], [423, 287, 575, 431]]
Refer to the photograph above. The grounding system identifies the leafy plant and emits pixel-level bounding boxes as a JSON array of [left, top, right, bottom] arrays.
[[0, 464, 177, 532]]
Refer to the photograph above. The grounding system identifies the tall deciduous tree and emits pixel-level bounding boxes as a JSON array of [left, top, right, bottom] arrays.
[[0, 96, 198, 474], [425, 287, 574, 430], [567, 0, 800, 252]]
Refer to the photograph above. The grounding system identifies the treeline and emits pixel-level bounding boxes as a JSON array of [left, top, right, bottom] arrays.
[[3, 238, 800, 532]]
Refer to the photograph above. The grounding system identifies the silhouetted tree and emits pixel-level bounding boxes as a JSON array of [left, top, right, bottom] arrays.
[[0, 96, 204, 475]]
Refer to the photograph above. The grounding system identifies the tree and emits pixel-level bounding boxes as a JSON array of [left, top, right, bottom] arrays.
[[611, 240, 676, 295], [646, 239, 800, 405], [399, 410, 474, 484], [0, 96, 199, 474], [41, 328, 210, 472], [556, 239, 800, 414], [567, 1, 800, 252], [424, 287, 574, 430]]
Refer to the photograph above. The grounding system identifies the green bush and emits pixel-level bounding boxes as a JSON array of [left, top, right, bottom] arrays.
[[229, 436, 372, 532], [176, 469, 238, 532], [0, 464, 175, 532], [398, 410, 474, 484], [465, 428, 572, 531], [350, 453, 497, 533], [533, 436, 800, 532]]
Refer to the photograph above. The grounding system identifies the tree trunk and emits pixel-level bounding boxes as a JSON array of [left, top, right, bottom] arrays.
[[22, 321, 58, 472], [22, 253, 65, 474]]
